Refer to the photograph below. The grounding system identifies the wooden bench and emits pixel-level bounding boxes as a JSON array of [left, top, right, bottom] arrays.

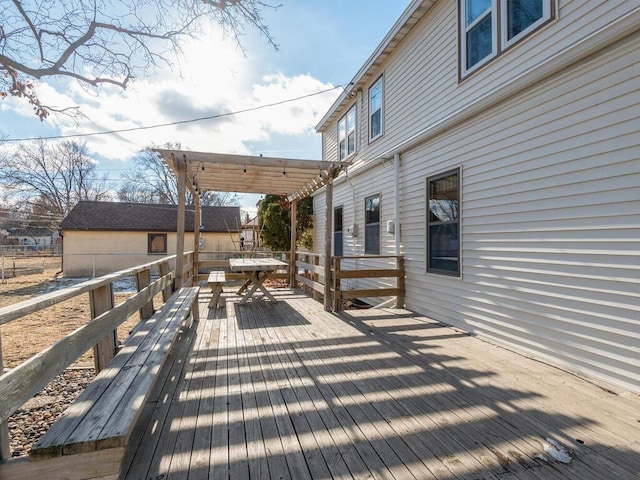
[[27, 286, 200, 479], [207, 270, 226, 309]]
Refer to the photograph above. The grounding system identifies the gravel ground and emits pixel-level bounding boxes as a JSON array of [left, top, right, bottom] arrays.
[[7, 368, 95, 457]]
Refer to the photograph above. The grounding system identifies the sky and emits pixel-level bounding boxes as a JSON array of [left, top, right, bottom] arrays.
[[0, 1, 411, 216]]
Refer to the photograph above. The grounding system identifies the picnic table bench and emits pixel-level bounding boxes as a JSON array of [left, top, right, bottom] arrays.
[[207, 270, 226, 309], [26, 286, 200, 479]]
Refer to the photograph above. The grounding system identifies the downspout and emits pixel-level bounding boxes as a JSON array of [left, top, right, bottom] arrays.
[[394, 153, 400, 256]]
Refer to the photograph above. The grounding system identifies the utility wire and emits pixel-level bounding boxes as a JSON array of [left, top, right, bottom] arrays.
[[4, 84, 344, 143]]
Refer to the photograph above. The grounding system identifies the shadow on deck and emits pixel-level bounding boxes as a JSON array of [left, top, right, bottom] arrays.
[[120, 287, 640, 480]]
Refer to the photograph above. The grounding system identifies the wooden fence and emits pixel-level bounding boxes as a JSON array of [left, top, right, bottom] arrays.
[[0, 252, 195, 460]]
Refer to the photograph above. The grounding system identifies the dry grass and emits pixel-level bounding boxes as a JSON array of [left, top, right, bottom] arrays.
[[0, 256, 142, 368]]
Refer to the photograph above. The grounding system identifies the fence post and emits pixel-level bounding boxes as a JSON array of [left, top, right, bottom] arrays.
[[136, 268, 154, 320], [90, 283, 117, 373], [0, 333, 10, 460]]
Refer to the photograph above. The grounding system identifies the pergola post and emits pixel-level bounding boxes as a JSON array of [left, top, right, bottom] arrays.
[[323, 173, 333, 311], [289, 199, 297, 287], [193, 193, 201, 284], [175, 154, 187, 290]]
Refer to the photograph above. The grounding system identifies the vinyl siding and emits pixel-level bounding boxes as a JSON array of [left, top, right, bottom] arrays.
[[400, 35, 640, 392], [316, 0, 640, 391]]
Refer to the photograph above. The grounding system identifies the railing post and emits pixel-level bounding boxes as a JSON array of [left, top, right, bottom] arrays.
[[0, 333, 10, 460], [396, 256, 405, 308], [159, 260, 173, 302], [332, 256, 341, 312], [313, 255, 320, 301], [136, 267, 154, 320], [90, 283, 117, 373]]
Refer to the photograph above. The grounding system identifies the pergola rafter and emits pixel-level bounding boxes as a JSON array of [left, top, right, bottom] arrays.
[[153, 148, 348, 310]]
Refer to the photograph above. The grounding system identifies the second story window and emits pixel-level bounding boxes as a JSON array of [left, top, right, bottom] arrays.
[[461, 0, 552, 75], [339, 105, 356, 161], [502, 0, 551, 48], [462, 0, 496, 72], [369, 76, 383, 141]]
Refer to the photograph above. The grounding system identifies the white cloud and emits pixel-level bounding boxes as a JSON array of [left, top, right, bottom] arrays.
[[6, 24, 341, 162]]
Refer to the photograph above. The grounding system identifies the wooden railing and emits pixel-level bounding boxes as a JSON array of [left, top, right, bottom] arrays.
[[295, 253, 405, 311], [295, 252, 324, 301], [0, 252, 195, 460]]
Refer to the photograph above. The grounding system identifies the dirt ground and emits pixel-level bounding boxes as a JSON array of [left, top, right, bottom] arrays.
[[0, 255, 140, 369]]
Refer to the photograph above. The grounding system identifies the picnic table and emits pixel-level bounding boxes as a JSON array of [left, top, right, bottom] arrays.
[[229, 257, 288, 304]]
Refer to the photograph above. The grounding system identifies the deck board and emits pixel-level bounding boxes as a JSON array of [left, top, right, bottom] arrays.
[[120, 288, 640, 480]]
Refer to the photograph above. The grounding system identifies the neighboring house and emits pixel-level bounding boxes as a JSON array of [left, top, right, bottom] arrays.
[[6, 228, 57, 249], [313, 1, 639, 392], [60, 201, 240, 277], [241, 214, 263, 251]]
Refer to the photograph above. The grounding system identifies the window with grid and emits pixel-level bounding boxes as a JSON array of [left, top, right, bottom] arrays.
[[461, 0, 552, 75], [427, 169, 460, 275], [369, 76, 383, 141], [338, 106, 356, 161], [365, 194, 380, 255], [334, 206, 343, 257]]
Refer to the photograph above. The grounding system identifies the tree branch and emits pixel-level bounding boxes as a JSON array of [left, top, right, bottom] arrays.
[[0, 0, 279, 118]]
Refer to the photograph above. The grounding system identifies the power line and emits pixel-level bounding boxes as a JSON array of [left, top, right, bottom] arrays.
[[4, 84, 344, 143]]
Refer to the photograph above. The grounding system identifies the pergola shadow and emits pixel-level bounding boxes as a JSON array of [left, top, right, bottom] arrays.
[[121, 292, 640, 479]]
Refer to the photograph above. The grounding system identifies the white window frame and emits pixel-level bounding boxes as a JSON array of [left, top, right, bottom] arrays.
[[426, 168, 461, 276], [338, 105, 356, 161], [460, 0, 498, 75], [369, 75, 384, 142], [364, 194, 381, 255], [500, 0, 552, 49], [460, 0, 552, 77]]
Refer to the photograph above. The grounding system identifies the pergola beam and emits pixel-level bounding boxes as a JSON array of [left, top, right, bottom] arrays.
[[155, 148, 348, 200]]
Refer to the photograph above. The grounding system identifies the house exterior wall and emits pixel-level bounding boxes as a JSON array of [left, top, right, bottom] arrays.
[[63, 230, 237, 277], [315, 0, 640, 392]]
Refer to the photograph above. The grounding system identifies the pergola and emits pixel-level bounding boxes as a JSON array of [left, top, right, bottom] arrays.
[[153, 148, 349, 309]]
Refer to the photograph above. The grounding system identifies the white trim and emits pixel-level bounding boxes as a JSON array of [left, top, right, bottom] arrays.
[[316, 0, 436, 131], [500, 0, 552, 50], [369, 75, 385, 142], [460, 0, 498, 75], [329, 5, 640, 187], [338, 105, 357, 161]]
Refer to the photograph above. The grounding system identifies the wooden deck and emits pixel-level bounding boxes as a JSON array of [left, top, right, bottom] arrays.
[[120, 288, 640, 480]]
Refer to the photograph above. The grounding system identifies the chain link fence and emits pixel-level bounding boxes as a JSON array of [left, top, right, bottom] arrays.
[[0, 247, 62, 281]]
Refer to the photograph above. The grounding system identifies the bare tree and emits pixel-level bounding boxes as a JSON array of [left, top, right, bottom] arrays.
[[0, 0, 278, 119], [118, 145, 238, 206], [0, 139, 111, 227]]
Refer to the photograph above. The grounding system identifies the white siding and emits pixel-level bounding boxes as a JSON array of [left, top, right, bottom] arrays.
[[401, 35, 640, 392], [316, 0, 640, 391]]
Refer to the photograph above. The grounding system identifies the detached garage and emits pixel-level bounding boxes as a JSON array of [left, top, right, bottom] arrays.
[[60, 201, 240, 277]]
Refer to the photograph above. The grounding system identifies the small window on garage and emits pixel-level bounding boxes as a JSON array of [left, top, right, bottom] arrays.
[[148, 233, 167, 254]]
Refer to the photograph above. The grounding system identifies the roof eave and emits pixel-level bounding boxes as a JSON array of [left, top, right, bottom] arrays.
[[315, 0, 436, 132]]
